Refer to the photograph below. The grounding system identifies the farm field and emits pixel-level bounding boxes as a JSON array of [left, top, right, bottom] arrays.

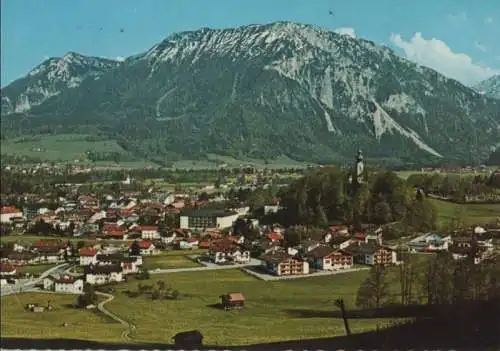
[[429, 199, 500, 228], [0, 292, 124, 342], [142, 250, 205, 270]]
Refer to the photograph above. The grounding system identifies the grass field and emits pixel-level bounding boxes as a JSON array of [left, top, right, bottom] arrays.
[[103, 269, 407, 346], [0, 134, 128, 162], [429, 199, 500, 228], [1, 292, 124, 342], [1, 256, 431, 346], [142, 250, 204, 270], [0, 235, 134, 247], [15, 264, 57, 276]]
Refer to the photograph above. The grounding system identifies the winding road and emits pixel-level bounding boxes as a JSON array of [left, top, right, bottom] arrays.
[[0, 263, 70, 297], [96, 291, 136, 341]]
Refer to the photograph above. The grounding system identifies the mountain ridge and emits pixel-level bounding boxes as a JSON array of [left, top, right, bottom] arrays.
[[1, 21, 499, 165], [474, 75, 500, 100]]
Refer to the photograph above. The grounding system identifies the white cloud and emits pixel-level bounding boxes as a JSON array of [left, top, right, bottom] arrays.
[[484, 17, 494, 25], [474, 41, 487, 53], [334, 27, 356, 38], [389, 32, 499, 86], [116, 56, 125, 62], [447, 12, 467, 23]]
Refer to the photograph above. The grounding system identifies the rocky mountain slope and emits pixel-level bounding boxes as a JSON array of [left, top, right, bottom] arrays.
[[2, 22, 499, 164], [1, 52, 120, 115], [474, 75, 500, 100]]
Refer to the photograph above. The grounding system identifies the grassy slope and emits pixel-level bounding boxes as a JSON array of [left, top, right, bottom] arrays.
[[429, 198, 500, 228], [1, 292, 124, 342], [1, 257, 430, 345]]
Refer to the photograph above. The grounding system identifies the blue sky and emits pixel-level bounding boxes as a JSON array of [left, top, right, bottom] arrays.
[[1, 0, 499, 86]]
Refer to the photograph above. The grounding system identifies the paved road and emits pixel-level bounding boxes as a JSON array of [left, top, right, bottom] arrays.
[[0, 263, 70, 297], [96, 291, 135, 340], [241, 266, 370, 281]]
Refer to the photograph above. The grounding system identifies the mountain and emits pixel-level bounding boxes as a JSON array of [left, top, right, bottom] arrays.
[[2, 22, 500, 165], [474, 75, 500, 100], [1, 52, 120, 115]]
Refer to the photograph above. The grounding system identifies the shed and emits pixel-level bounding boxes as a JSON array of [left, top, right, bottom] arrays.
[[220, 292, 245, 310], [172, 330, 203, 347]]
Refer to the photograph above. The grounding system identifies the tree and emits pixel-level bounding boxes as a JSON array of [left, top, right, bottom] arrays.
[[314, 204, 328, 228], [130, 240, 141, 256], [399, 253, 417, 305], [404, 199, 437, 232], [77, 283, 97, 307], [373, 200, 392, 224], [356, 266, 390, 309]]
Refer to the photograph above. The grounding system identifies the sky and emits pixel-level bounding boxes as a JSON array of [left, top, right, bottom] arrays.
[[1, 0, 499, 87]]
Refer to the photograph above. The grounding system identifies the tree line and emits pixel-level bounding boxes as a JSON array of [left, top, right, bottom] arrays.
[[272, 167, 436, 232]]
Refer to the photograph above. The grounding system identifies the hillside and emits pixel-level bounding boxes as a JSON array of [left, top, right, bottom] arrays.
[[474, 75, 500, 100], [2, 22, 500, 165]]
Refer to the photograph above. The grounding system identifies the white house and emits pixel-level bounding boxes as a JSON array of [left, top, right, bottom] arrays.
[[44, 275, 84, 294], [79, 247, 99, 266], [84, 265, 123, 285], [1, 206, 23, 223], [306, 246, 354, 271], [0, 264, 17, 276], [139, 225, 160, 240], [408, 233, 451, 253], [131, 240, 159, 256]]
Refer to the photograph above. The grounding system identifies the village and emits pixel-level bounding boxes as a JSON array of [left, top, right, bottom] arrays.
[[1, 159, 499, 347]]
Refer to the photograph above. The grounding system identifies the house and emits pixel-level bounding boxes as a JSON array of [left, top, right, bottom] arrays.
[[266, 232, 282, 243], [220, 293, 245, 310], [306, 246, 353, 271], [172, 330, 203, 347], [84, 264, 123, 285], [4, 252, 39, 265], [179, 209, 240, 230], [96, 254, 141, 274], [298, 240, 322, 254], [330, 236, 354, 250], [130, 240, 159, 256], [138, 225, 160, 240], [345, 243, 399, 266], [0, 263, 17, 276], [1, 206, 23, 223], [261, 251, 309, 276], [43, 275, 84, 294], [408, 233, 451, 252], [209, 239, 251, 264], [79, 247, 99, 266]]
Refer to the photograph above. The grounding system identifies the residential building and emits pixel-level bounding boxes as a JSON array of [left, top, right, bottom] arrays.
[[408, 233, 451, 252], [306, 246, 353, 270], [0, 263, 17, 276], [1, 206, 23, 223], [84, 264, 123, 285], [345, 243, 399, 265], [179, 209, 240, 230], [139, 225, 160, 240], [129, 240, 159, 256], [79, 247, 99, 266], [209, 239, 251, 264], [43, 275, 84, 294], [261, 251, 309, 276]]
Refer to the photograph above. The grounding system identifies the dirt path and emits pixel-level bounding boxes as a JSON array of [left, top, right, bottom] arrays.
[[96, 291, 136, 341]]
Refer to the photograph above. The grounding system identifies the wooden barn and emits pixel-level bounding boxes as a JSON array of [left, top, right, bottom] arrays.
[[220, 292, 245, 310]]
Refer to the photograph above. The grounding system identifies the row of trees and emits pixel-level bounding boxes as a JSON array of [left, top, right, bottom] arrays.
[[406, 172, 500, 202], [356, 253, 500, 309]]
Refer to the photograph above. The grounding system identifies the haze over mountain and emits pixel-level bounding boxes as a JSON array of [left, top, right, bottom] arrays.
[[474, 75, 500, 100], [1, 22, 499, 165]]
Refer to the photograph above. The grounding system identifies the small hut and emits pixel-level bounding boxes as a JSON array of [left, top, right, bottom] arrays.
[[172, 330, 203, 347], [220, 293, 245, 311]]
